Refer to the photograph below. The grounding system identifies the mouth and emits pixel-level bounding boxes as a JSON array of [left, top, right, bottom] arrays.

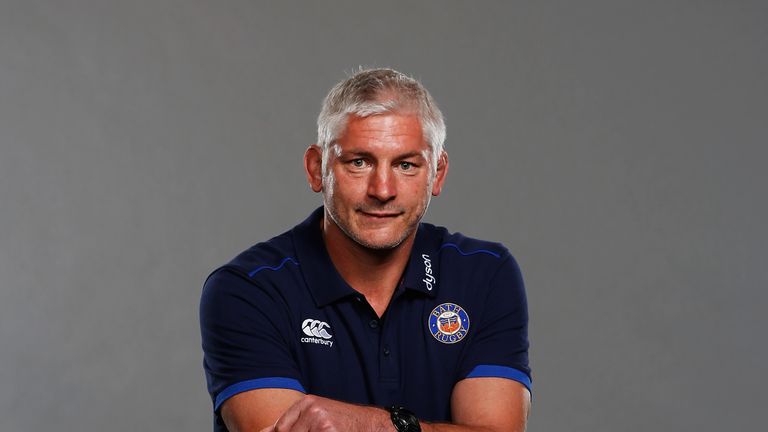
[[358, 210, 402, 219]]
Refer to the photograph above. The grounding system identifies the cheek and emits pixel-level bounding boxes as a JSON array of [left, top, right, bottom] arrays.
[[322, 170, 335, 198], [336, 171, 368, 193], [403, 178, 432, 200], [326, 171, 363, 204]]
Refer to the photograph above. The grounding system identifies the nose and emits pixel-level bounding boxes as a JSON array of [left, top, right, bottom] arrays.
[[367, 165, 396, 202]]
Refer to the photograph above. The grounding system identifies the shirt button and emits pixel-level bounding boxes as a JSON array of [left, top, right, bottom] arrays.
[[369, 319, 379, 329], [383, 347, 391, 356]]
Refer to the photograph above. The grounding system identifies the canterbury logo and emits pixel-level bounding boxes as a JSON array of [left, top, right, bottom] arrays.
[[301, 319, 333, 339]]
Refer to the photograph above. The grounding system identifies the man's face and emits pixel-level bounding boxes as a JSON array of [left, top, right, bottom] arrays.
[[321, 113, 445, 250]]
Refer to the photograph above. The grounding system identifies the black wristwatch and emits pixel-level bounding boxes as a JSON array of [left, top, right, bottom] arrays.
[[386, 405, 421, 432]]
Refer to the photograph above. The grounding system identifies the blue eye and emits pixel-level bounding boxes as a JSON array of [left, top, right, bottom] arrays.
[[400, 162, 414, 170], [351, 159, 365, 168]]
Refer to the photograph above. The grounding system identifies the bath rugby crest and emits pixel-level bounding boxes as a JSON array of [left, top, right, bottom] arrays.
[[428, 302, 470, 344]]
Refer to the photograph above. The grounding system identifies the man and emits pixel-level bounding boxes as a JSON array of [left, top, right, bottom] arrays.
[[200, 68, 531, 432]]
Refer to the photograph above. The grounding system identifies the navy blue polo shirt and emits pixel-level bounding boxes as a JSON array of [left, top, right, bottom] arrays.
[[200, 207, 531, 431]]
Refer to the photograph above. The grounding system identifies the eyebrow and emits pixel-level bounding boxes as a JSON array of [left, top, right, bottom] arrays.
[[342, 150, 426, 160]]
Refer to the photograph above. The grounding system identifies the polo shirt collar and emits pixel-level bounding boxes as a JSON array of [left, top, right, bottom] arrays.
[[292, 207, 441, 307], [292, 207, 356, 307]]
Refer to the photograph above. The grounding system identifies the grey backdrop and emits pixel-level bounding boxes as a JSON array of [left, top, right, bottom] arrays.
[[1, 1, 766, 431]]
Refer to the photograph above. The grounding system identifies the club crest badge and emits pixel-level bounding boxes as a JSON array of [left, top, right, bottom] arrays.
[[428, 302, 470, 344]]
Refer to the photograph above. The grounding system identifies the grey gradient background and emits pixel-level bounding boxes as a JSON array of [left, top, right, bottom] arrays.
[[1, 1, 766, 431]]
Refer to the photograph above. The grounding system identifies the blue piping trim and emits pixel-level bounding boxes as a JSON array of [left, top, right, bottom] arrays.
[[440, 243, 501, 258], [466, 365, 532, 393], [248, 257, 299, 277], [214, 377, 306, 410]]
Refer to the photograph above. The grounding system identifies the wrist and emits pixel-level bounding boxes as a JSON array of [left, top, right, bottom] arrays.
[[386, 405, 421, 432], [364, 405, 399, 432]]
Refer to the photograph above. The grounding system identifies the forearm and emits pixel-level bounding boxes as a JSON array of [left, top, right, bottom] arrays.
[[369, 409, 522, 432], [335, 408, 525, 432], [421, 422, 524, 432], [255, 389, 527, 432]]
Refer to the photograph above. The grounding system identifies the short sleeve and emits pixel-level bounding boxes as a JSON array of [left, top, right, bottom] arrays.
[[199, 268, 306, 413], [457, 253, 531, 393]]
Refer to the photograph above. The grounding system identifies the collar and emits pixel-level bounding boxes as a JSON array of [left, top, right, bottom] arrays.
[[292, 207, 441, 307], [292, 207, 356, 307]]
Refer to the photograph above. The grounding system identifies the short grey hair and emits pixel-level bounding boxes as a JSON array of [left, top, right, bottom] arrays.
[[316, 68, 446, 173]]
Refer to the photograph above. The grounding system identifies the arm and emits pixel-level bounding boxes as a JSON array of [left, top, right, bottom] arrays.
[[200, 269, 307, 430], [425, 377, 530, 432], [220, 388, 304, 432], [248, 376, 529, 432], [222, 388, 392, 432]]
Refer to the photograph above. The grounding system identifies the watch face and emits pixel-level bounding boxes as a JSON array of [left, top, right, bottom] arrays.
[[396, 418, 410, 430], [404, 422, 421, 432], [390, 407, 421, 432]]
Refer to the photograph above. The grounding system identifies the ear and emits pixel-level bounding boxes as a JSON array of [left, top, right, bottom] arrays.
[[431, 151, 449, 196], [304, 145, 323, 193]]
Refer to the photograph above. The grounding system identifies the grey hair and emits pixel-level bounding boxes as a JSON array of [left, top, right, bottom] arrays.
[[316, 68, 446, 174]]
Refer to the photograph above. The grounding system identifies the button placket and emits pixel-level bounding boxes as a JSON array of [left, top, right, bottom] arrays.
[[377, 304, 399, 382]]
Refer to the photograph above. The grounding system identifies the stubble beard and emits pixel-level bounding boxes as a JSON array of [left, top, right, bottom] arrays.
[[322, 170, 434, 251]]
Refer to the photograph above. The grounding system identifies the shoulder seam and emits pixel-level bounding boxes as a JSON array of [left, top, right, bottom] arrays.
[[247, 257, 300, 277], [439, 242, 502, 258]]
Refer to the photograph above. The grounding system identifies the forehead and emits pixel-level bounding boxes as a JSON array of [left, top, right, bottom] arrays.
[[337, 113, 427, 153]]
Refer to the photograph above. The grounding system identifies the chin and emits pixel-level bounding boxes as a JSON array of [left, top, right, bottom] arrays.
[[353, 226, 413, 250], [355, 237, 406, 251]]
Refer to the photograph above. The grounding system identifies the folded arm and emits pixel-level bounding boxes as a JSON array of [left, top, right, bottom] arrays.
[[221, 377, 529, 432]]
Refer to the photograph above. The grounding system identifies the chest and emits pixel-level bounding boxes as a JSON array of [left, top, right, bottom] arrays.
[[289, 293, 477, 422]]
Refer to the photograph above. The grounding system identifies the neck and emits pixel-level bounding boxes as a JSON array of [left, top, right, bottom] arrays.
[[321, 211, 415, 317]]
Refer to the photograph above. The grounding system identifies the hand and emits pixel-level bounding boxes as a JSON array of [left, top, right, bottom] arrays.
[[259, 394, 393, 432]]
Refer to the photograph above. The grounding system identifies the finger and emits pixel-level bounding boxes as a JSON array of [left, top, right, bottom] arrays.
[[286, 405, 316, 432], [273, 397, 309, 432]]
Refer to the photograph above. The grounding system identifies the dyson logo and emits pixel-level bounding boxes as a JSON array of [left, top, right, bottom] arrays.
[[422, 253, 436, 291]]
